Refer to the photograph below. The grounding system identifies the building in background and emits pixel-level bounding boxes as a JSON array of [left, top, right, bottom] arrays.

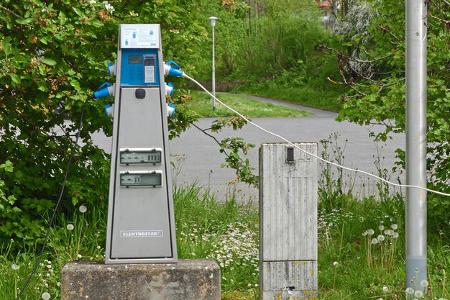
[[316, 0, 337, 30]]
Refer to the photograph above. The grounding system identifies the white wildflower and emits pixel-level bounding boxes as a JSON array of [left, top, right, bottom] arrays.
[[414, 290, 424, 298], [420, 280, 428, 287], [405, 287, 414, 295], [382, 286, 389, 292], [377, 235, 385, 242], [79, 205, 87, 213], [392, 232, 399, 239], [367, 229, 375, 235], [102, 1, 115, 13], [371, 238, 379, 244], [333, 261, 339, 267], [41, 292, 51, 300], [129, 11, 139, 17], [379, 225, 385, 231], [66, 224, 74, 231], [391, 224, 398, 230], [11, 263, 19, 270]]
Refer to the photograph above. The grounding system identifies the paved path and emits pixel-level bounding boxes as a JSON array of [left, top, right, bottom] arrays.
[[93, 94, 405, 202]]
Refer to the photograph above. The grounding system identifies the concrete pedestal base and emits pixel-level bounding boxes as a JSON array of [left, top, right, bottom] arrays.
[[61, 260, 220, 300]]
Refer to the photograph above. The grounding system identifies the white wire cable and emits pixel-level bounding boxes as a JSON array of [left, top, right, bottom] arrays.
[[183, 73, 450, 197]]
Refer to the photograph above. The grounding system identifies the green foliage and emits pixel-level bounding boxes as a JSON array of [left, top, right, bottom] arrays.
[[220, 1, 347, 110], [0, 0, 346, 249], [0, 0, 118, 247], [0, 203, 106, 299], [182, 0, 249, 79], [219, 137, 257, 186], [168, 91, 201, 139], [174, 186, 259, 292], [204, 115, 259, 186], [318, 195, 449, 299], [236, 82, 344, 111], [1, 184, 449, 299], [335, 0, 450, 235], [0, 161, 26, 242], [169, 87, 263, 186], [0, 186, 260, 298], [0, 0, 252, 247]]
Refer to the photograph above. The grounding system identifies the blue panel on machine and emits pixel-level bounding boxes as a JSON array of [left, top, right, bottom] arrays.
[[120, 49, 160, 86]]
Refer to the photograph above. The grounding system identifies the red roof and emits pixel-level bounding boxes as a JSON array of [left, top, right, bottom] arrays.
[[319, 0, 332, 9]]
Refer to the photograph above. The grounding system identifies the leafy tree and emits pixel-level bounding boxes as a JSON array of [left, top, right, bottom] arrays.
[[0, 0, 116, 246], [334, 0, 450, 235], [0, 0, 256, 246]]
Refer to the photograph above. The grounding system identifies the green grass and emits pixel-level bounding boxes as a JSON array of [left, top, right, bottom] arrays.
[[234, 84, 345, 112], [0, 186, 260, 299], [174, 186, 259, 292], [316, 193, 450, 300], [1, 186, 449, 299], [0, 206, 107, 300], [188, 90, 309, 118]]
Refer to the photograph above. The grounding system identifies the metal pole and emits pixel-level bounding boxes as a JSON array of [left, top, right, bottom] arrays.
[[406, 0, 427, 291], [211, 23, 216, 111]]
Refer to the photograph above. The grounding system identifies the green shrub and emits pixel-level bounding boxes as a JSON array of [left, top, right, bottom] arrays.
[[0, 0, 240, 248]]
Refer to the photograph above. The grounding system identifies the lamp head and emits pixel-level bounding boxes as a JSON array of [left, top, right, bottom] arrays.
[[209, 16, 218, 27]]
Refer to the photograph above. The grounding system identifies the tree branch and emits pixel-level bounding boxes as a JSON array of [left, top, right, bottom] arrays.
[[379, 25, 401, 42], [338, 70, 368, 96], [190, 122, 231, 159], [429, 13, 450, 26], [0, 4, 22, 18], [321, 45, 393, 64]]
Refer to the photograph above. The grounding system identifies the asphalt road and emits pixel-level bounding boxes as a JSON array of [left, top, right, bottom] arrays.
[[92, 95, 405, 202]]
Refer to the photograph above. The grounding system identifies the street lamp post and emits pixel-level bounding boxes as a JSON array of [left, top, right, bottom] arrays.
[[405, 0, 427, 291], [209, 16, 218, 111]]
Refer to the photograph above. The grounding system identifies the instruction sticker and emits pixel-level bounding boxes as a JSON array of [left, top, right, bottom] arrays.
[[121, 24, 159, 48], [144, 66, 155, 83]]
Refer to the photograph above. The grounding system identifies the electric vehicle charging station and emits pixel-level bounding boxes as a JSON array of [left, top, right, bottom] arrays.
[[103, 24, 177, 264]]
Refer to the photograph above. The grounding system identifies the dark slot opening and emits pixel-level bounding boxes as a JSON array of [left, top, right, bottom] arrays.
[[286, 146, 294, 163]]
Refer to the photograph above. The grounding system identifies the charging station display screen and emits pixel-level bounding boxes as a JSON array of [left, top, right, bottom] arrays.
[[120, 172, 162, 187], [144, 55, 156, 83], [120, 149, 162, 164], [128, 56, 142, 64]]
